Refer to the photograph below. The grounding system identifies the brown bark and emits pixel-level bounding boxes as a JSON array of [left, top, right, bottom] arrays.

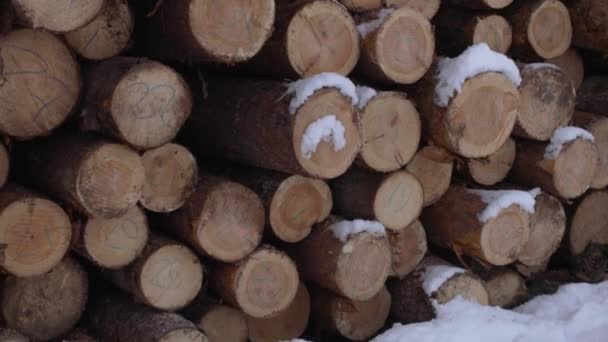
[[571, 111, 608, 189], [388, 220, 427, 278], [0, 142, 9, 189], [189, 303, 248, 342], [384, 0, 441, 19], [11, 0, 104, 32], [1, 257, 88, 341], [0, 0, 14, 36], [386, 269, 436, 324], [567, 0, 608, 52], [405, 145, 454, 206], [61, 330, 97, 342], [580, 49, 608, 75], [545, 49, 585, 89], [443, 0, 513, 9], [0, 328, 28, 342], [576, 76, 608, 117], [339, 0, 382, 12], [456, 138, 516, 186]]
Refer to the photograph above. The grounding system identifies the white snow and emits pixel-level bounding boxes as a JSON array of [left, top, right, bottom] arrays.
[[434, 43, 522, 107], [544, 126, 595, 160], [373, 281, 608, 342], [525, 63, 561, 71], [357, 8, 395, 38], [422, 265, 466, 296], [300, 115, 346, 160], [330, 219, 386, 243], [356, 85, 378, 110], [286, 72, 358, 115], [469, 188, 541, 223]]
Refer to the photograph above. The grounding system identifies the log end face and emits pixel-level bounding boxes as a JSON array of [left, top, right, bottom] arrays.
[[374, 171, 423, 231], [570, 190, 608, 256], [333, 286, 391, 341], [385, 0, 441, 19], [159, 329, 208, 342], [483, 271, 525, 307], [14, 0, 104, 32], [339, 0, 383, 12], [545, 49, 585, 90], [483, 0, 513, 9], [388, 220, 427, 278], [527, 0, 572, 59], [467, 137, 516, 186], [588, 119, 608, 189], [480, 205, 530, 266], [197, 305, 248, 342], [473, 15, 512, 54], [553, 138, 598, 199], [406, 146, 454, 206], [436, 273, 489, 306]]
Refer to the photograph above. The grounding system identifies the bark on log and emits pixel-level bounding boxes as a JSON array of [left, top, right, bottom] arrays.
[[388, 220, 427, 278], [545, 48, 584, 89], [109, 232, 204, 311], [0, 29, 80, 139], [64, 0, 134, 61], [567, 0, 608, 53], [0, 143, 9, 189], [356, 7, 434, 85], [384, 0, 441, 19], [210, 245, 300, 319], [1, 257, 87, 341], [11, 0, 104, 32], [443, 0, 513, 9], [571, 111, 608, 189], [456, 138, 516, 186], [182, 77, 361, 179], [0, 329, 28, 342], [331, 169, 423, 231], [339, 0, 381, 12], [0, 184, 71, 277], [405, 145, 454, 206], [421, 186, 531, 266], [61, 330, 97, 342], [189, 304, 248, 342], [576, 76, 608, 117], [82, 57, 192, 150]]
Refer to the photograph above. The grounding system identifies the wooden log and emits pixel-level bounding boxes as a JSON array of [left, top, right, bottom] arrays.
[[109, 232, 204, 311], [73, 206, 149, 269], [182, 77, 361, 179], [571, 111, 608, 189], [456, 138, 516, 186], [189, 304, 248, 342], [515, 260, 549, 278], [576, 76, 608, 116], [0, 29, 80, 139], [443, 0, 513, 9], [246, 282, 310, 342], [211, 245, 300, 319], [82, 57, 192, 150], [64, 0, 134, 61], [339, 0, 382, 12], [567, 0, 608, 52], [61, 330, 97, 342], [405, 145, 454, 206], [356, 7, 434, 85], [1, 257, 87, 341], [19, 134, 145, 218], [0, 143, 9, 189], [357, 91, 421, 172], [421, 186, 531, 266], [161, 173, 264, 262], [469, 264, 527, 308], [388, 220, 427, 278], [512, 63, 575, 141], [0, 329, 28, 342], [545, 48, 584, 89], [0, 185, 71, 277], [140, 143, 198, 213], [11, 0, 104, 32], [384, 0, 441, 19], [331, 169, 423, 231], [288, 217, 392, 301]]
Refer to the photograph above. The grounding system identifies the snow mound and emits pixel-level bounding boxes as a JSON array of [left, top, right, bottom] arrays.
[[300, 115, 346, 160], [330, 219, 386, 243], [286, 72, 358, 115], [434, 43, 522, 107], [545, 126, 595, 160], [524, 63, 561, 72], [357, 8, 395, 38], [469, 188, 541, 223], [356, 85, 378, 110], [422, 265, 466, 296]]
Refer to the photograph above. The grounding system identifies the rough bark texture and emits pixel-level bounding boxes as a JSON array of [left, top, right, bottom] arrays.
[[576, 76, 608, 116], [567, 0, 608, 52], [0, 142, 9, 189], [406, 145, 454, 206], [571, 111, 608, 189], [387, 269, 436, 324], [388, 220, 427, 278], [11, 0, 104, 32]]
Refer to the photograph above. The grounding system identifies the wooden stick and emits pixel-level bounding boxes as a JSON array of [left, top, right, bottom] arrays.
[[571, 111, 608, 189], [189, 304, 248, 342], [11, 0, 104, 32], [456, 138, 516, 186], [568, 0, 608, 52], [443, 0, 513, 9], [388, 220, 427, 278], [545, 48, 585, 90], [406, 145, 454, 206], [576, 76, 608, 117], [384, 0, 441, 19]]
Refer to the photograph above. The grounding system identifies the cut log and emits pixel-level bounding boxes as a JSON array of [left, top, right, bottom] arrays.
[[443, 0, 513, 9], [140, 143, 198, 213], [161, 173, 264, 262], [421, 186, 531, 266], [1, 257, 87, 341], [576, 76, 608, 116], [515, 260, 549, 278], [339, 0, 382, 12], [190, 304, 248, 342], [0, 143, 9, 188], [457, 138, 516, 186], [64, 0, 134, 61], [331, 169, 423, 231], [247, 282, 310, 342], [19, 134, 145, 218], [288, 217, 392, 301], [568, 0, 608, 52], [73, 206, 149, 269], [505, 0, 572, 60], [245, 0, 359, 77], [433, 8, 512, 55], [182, 77, 361, 179], [0, 329, 28, 342], [545, 49, 584, 89], [211, 246, 299, 319], [571, 111, 608, 189], [0, 29, 80, 139], [512, 63, 575, 141], [468, 264, 527, 308], [11, 0, 104, 32], [357, 91, 421, 172], [405, 145, 454, 206], [82, 57, 192, 150], [384, 0, 441, 19], [109, 233, 204, 311], [388, 220, 427, 278], [356, 7, 434, 85], [0, 185, 71, 277]]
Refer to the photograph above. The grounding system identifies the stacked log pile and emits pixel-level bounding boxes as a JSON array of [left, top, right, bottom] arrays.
[[0, 0, 606, 341]]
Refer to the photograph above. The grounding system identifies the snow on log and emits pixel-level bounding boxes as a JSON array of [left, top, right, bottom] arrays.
[[405, 146, 454, 206], [388, 220, 427, 278], [571, 111, 608, 189]]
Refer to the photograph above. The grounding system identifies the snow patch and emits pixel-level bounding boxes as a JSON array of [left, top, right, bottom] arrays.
[[469, 188, 541, 223], [525, 63, 561, 71], [544, 126, 595, 160], [356, 85, 378, 110], [330, 219, 386, 243], [434, 43, 522, 107], [286, 72, 358, 115], [422, 265, 466, 296], [300, 115, 346, 160], [357, 8, 395, 38]]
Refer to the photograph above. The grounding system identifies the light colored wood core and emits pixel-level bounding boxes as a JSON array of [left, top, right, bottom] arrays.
[[64, 0, 134, 60], [570, 191, 608, 256], [247, 282, 310, 342], [197, 305, 247, 342], [385, 0, 441, 19], [485, 270, 526, 307], [339, 0, 382, 12], [359, 92, 421, 172], [473, 15, 512, 54], [527, 0, 572, 59], [449, 73, 519, 158], [77, 143, 145, 218], [375, 8, 434, 84], [293, 88, 360, 179], [483, 0, 513, 8], [373, 170, 423, 231], [546, 49, 584, 89], [436, 273, 489, 305], [140, 143, 198, 213], [197, 181, 264, 262], [83, 206, 149, 268], [235, 248, 300, 318], [333, 286, 391, 341], [406, 146, 453, 206], [480, 205, 530, 266], [0, 197, 71, 277], [270, 175, 332, 243], [515, 261, 548, 277], [159, 329, 208, 342], [553, 139, 598, 199], [518, 193, 565, 266], [287, 0, 359, 77], [13, 0, 104, 32], [0, 29, 80, 139], [587, 119, 608, 189], [388, 220, 427, 278], [467, 138, 516, 186], [0, 144, 9, 188]]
